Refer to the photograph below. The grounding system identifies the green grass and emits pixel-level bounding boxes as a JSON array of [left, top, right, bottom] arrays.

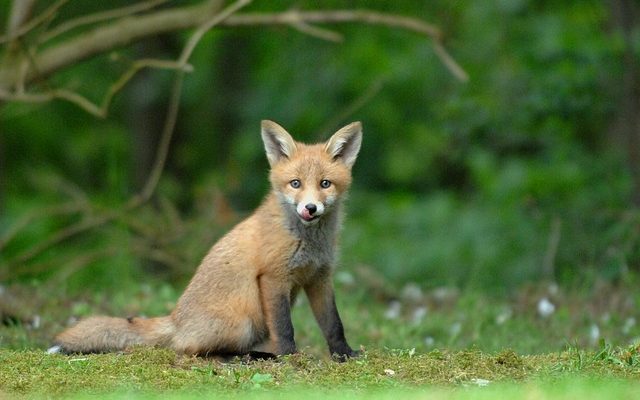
[[1, 279, 640, 398], [2, 345, 640, 398]]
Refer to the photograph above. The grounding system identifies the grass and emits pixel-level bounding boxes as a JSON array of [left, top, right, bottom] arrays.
[[1, 277, 639, 399], [1, 279, 640, 398], [2, 345, 640, 398]]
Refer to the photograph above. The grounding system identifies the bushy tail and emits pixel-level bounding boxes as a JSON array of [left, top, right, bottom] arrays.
[[48, 316, 175, 354]]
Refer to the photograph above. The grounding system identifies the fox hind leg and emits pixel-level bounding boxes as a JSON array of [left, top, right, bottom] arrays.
[[171, 316, 261, 356]]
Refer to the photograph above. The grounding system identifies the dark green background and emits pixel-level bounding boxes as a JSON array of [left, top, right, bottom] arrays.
[[1, 1, 638, 295]]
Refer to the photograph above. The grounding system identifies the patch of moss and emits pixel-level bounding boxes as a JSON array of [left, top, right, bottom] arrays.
[[2, 346, 640, 398]]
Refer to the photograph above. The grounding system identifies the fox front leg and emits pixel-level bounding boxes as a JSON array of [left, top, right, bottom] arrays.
[[305, 275, 357, 361], [258, 274, 297, 356]]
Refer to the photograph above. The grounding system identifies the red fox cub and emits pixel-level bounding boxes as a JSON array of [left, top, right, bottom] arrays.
[[49, 120, 362, 360]]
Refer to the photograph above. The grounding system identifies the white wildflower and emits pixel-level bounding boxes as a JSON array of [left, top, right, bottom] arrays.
[[589, 324, 600, 345], [384, 300, 401, 320], [537, 297, 555, 318], [623, 317, 636, 335], [411, 306, 428, 325], [450, 322, 462, 338], [495, 308, 512, 325], [400, 283, 423, 303]]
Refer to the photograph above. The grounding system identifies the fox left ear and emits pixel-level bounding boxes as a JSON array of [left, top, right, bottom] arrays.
[[261, 120, 298, 167], [325, 122, 362, 168]]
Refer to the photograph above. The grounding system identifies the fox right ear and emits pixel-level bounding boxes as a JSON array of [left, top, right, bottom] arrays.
[[261, 120, 297, 167], [325, 121, 362, 168]]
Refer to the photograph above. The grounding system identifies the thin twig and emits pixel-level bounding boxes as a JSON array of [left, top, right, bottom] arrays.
[[39, 0, 170, 44], [225, 10, 466, 81], [5, 212, 119, 270], [0, 59, 193, 118], [102, 59, 193, 112], [432, 42, 469, 82], [317, 79, 385, 137], [223, 10, 441, 38], [0, 88, 102, 116], [0, 0, 68, 44], [139, 0, 252, 202], [179, 0, 251, 64], [292, 21, 343, 42], [0, 202, 87, 252]]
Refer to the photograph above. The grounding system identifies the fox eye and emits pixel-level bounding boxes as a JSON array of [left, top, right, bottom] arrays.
[[290, 179, 301, 189], [320, 179, 331, 189]]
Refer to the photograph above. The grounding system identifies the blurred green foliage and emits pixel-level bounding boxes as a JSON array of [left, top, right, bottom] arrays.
[[1, 0, 638, 294]]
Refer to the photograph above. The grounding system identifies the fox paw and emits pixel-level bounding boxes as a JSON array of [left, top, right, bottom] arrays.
[[331, 348, 360, 362]]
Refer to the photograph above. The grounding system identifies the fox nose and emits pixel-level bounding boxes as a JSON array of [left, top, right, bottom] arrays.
[[305, 203, 317, 215]]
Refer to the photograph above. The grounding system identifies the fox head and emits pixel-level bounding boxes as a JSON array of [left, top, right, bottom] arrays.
[[261, 120, 362, 226]]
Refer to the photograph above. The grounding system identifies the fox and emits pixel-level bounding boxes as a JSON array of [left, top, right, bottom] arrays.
[[48, 120, 362, 361]]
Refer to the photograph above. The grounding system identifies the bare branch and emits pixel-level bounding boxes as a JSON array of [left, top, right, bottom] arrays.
[[2, 0, 253, 270], [101, 59, 193, 114], [0, 88, 102, 116], [291, 21, 344, 42], [6, 0, 37, 37], [433, 42, 469, 82], [3, 0, 37, 66], [0, 1, 223, 90], [139, 0, 253, 202], [224, 10, 467, 82], [39, 0, 170, 44], [0, 59, 193, 117], [0, 0, 68, 44], [0, 5, 466, 90], [224, 9, 441, 38]]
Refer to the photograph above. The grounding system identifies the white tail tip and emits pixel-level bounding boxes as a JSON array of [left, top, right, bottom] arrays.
[[46, 345, 62, 354]]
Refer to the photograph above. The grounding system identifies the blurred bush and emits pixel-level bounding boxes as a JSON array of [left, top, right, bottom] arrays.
[[1, 0, 638, 294]]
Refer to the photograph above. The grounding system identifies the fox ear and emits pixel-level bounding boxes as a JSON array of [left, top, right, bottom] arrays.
[[261, 120, 297, 166], [324, 122, 362, 168]]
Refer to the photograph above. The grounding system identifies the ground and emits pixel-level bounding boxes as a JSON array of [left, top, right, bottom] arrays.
[[1, 278, 639, 398]]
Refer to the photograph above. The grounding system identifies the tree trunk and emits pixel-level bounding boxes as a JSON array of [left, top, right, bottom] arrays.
[[609, 0, 640, 206]]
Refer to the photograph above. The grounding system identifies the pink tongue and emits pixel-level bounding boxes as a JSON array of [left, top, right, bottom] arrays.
[[301, 208, 314, 221]]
